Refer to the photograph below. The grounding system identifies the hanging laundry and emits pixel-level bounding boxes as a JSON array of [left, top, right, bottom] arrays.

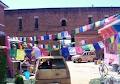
[[33, 36, 37, 41], [81, 45, 90, 51], [45, 44, 48, 49], [16, 49, 26, 61], [68, 47, 76, 56], [79, 26, 83, 32], [49, 35, 52, 40], [75, 47, 83, 54], [10, 44, 17, 58], [40, 44, 44, 49], [61, 46, 70, 59], [47, 45, 52, 52], [44, 35, 49, 40], [41, 36, 44, 40], [75, 28, 79, 34], [98, 41, 105, 49], [63, 31, 69, 37], [82, 25, 87, 32], [95, 21, 101, 27], [112, 21, 120, 32], [110, 36, 115, 43], [23, 37, 27, 42], [100, 19, 105, 27], [87, 44, 95, 51], [87, 24, 92, 30], [90, 23, 95, 29], [93, 43, 101, 51], [57, 33, 61, 39], [117, 33, 120, 43], [24, 49, 32, 59], [80, 40, 86, 45]]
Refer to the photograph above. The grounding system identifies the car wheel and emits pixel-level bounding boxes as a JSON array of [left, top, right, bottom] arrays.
[[88, 60, 90, 62], [73, 60, 76, 63], [78, 58, 82, 63]]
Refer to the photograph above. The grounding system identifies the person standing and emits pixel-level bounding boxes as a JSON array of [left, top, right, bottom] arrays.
[[31, 41, 42, 62]]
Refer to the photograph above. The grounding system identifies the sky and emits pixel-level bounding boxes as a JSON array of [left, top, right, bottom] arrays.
[[2, 0, 120, 9]]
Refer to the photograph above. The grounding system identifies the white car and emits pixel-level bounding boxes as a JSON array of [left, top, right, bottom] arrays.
[[72, 51, 96, 63], [35, 56, 71, 84]]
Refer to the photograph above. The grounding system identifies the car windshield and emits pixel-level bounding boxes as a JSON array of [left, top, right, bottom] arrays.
[[38, 58, 66, 69]]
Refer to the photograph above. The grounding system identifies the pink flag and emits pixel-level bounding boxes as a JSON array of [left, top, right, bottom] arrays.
[[75, 47, 83, 54]]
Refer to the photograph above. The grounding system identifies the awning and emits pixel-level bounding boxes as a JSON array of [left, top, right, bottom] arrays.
[[98, 19, 120, 40]]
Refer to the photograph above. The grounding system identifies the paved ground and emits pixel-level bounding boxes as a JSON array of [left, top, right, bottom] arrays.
[[67, 61, 101, 84], [6, 61, 120, 84]]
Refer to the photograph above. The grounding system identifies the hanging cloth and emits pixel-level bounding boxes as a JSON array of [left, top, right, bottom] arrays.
[[16, 49, 26, 60], [10, 48, 17, 58]]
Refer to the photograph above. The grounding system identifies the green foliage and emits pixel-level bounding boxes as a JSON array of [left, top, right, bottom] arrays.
[[0, 49, 7, 82], [15, 74, 24, 84]]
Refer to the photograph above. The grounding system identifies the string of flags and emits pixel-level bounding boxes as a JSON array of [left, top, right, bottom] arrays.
[[81, 41, 105, 51], [74, 13, 120, 34], [98, 18, 120, 40], [9, 32, 120, 51], [7, 13, 120, 52], [9, 31, 70, 42]]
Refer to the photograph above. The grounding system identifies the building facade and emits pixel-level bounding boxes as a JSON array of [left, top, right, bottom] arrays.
[[4, 7, 120, 45], [0, 1, 8, 31]]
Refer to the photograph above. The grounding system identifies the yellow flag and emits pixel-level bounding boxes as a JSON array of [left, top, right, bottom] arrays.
[[110, 36, 114, 43]]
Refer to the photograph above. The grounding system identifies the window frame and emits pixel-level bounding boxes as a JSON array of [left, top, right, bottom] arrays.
[[18, 17, 23, 31], [60, 18, 67, 26], [34, 16, 39, 31]]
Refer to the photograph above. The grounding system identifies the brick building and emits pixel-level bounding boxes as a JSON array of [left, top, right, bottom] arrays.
[[4, 7, 120, 45], [0, 1, 8, 31]]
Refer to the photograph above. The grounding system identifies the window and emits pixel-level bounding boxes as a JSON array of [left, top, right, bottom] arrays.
[[88, 16, 94, 24], [61, 19, 67, 26], [38, 59, 65, 69], [104, 15, 109, 18], [18, 17, 23, 31], [34, 16, 39, 31]]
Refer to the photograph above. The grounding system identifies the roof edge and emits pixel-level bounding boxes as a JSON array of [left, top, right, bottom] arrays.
[[0, 1, 8, 8], [4, 6, 120, 11]]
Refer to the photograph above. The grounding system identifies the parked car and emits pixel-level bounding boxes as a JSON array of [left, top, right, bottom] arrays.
[[35, 56, 71, 84], [71, 51, 96, 63]]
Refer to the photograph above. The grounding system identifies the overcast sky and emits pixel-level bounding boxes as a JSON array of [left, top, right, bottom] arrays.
[[2, 0, 120, 9]]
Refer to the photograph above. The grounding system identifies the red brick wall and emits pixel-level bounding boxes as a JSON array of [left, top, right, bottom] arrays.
[[0, 5, 5, 31], [4, 7, 120, 45]]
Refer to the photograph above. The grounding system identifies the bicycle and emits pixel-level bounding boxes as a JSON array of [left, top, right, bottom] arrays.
[[99, 61, 109, 79]]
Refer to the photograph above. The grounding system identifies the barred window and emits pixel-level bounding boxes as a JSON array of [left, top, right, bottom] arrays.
[[18, 17, 23, 31], [88, 16, 94, 24], [34, 16, 39, 31], [61, 19, 67, 26]]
